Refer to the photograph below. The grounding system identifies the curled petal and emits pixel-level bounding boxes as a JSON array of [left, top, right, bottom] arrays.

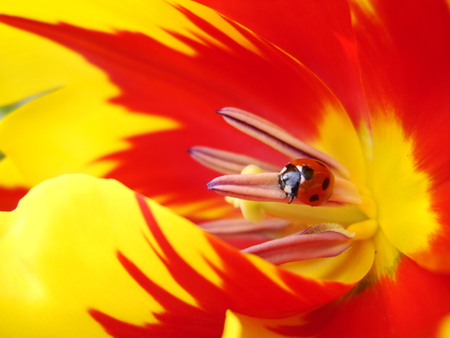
[[207, 172, 362, 206], [217, 107, 350, 178], [188, 146, 279, 174], [242, 223, 355, 265]]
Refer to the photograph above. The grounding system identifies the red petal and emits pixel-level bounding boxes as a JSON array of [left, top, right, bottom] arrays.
[[270, 256, 450, 338], [195, 0, 370, 126]]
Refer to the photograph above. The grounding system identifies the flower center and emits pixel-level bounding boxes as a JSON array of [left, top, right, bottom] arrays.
[[190, 107, 379, 265]]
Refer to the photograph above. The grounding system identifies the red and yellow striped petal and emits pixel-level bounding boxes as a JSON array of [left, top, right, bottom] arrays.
[[0, 174, 353, 337], [349, 0, 450, 272], [0, 0, 357, 219]]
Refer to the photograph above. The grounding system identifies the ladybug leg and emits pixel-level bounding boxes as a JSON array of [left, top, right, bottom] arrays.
[[286, 193, 295, 204]]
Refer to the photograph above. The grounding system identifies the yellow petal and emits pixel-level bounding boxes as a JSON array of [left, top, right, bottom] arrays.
[[0, 155, 27, 189], [0, 174, 354, 337], [0, 175, 177, 337]]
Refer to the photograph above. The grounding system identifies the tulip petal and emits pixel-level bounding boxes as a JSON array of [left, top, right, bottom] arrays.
[[0, 1, 361, 221], [1, 175, 169, 337], [349, 0, 450, 272], [194, 0, 370, 126], [91, 195, 355, 335], [0, 174, 353, 337], [270, 256, 450, 338]]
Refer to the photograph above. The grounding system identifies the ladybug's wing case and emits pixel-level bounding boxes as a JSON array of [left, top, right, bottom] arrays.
[[278, 159, 335, 206]]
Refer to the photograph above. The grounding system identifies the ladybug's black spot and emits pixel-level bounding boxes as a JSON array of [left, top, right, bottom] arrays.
[[322, 177, 330, 190], [302, 165, 315, 180], [309, 194, 319, 203]]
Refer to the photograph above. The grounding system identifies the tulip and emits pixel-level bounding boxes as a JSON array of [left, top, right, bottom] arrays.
[[1, 1, 449, 337]]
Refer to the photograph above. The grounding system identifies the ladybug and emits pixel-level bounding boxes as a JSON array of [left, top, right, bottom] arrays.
[[278, 158, 335, 206]]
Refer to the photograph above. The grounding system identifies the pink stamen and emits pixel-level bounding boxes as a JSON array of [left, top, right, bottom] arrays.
[[188, 146, 279, 174], [242, 224, 355, 265], [217, 107, 350, 178]]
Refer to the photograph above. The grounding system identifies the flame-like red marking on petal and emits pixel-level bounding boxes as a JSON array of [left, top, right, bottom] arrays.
[[89, 194, 354, 337], [0, 7, 349, 219], [90, 252, 223, 338]]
